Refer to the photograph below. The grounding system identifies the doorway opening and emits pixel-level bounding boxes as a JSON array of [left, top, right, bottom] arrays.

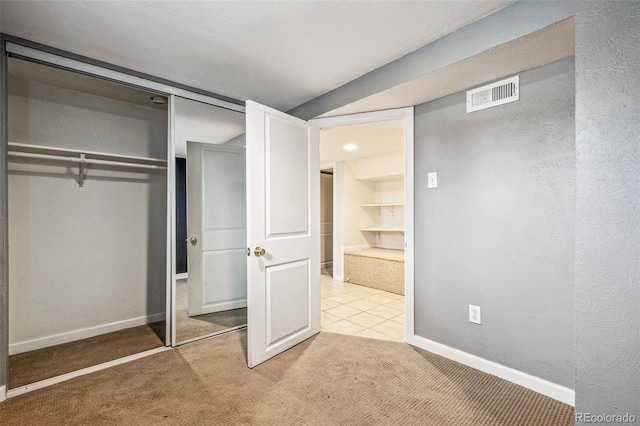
[[316, 110, 413, 342]]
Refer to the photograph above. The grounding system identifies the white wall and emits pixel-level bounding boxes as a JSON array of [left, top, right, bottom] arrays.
[[348, 150, 403, 180], [342, 162, 376, 250], [374, 178, 404, 250], [343, 151, 405, 251], [8, 76, 167, 354]]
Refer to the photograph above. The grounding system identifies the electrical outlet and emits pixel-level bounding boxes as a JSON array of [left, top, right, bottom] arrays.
[[469, 304, 481, 324]]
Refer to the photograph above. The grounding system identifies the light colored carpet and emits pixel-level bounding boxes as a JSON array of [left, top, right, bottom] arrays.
[[345, 248, 404, 295], [8, 322, 165, 389], [9, 279, 246, 389], [345, 248, 405, 262], [0, 331, 574, 425]]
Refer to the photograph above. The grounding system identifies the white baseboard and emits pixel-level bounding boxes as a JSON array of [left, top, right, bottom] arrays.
[[176, 273, 188, 280], [406, 334, 575, 406], [321, 261, 333, 269], [9, 312, 166, 356], [0, 385, 5, 402], [375, 244, 405, 251]]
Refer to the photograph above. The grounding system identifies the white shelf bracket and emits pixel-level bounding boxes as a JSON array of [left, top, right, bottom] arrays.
[[78, 153, 86, 187]]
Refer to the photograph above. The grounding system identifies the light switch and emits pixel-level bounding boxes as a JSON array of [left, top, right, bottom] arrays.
[[427, 172, 438, 188]]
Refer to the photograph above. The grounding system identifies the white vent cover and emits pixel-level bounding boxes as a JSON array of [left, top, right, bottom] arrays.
[[466, 76, 519, 113]]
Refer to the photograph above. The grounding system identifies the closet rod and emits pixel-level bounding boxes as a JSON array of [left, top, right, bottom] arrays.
[[8, 151, 167, 170], [8, 142, 167, 187], [7, 142, 167, 167]]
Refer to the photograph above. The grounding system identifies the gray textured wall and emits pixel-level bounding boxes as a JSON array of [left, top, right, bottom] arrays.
[[414, 58, 576, 387], [574, 2, 640, 418]]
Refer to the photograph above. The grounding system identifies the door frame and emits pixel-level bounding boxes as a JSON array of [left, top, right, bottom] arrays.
[[311, 107, 415, 341], [319, 161, 344, 281]]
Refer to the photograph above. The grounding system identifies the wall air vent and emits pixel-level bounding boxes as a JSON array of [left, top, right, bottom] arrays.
[[466, 76, 519, 113]]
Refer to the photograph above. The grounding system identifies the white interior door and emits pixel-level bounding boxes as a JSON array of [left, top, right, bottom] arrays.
[[187, 143, 247, 316], [246, 100, 320, 368]]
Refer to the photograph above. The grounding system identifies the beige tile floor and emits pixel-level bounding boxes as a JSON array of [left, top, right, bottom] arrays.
[[321, 274, 405, 342]]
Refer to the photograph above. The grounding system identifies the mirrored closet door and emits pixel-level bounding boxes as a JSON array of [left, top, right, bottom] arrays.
[[172, 97, 247, 345]]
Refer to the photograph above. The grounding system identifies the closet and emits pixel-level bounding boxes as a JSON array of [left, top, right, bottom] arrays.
[[7, 58, 168, 388]]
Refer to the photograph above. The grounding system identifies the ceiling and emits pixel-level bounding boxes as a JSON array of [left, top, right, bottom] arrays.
[[0, 1, 513, 112], [322, 17, 575, 117], [5, 2, 572, 168], [320, 119, 404, 164]]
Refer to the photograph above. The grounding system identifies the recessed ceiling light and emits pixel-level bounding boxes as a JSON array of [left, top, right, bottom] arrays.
[[343, 143, 357, 151]]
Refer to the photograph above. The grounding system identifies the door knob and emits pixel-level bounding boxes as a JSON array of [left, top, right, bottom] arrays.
[[190, 237, 198, 246], [254, 247, 266, 257]]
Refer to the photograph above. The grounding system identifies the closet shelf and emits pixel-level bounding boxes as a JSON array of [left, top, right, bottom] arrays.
[[361, 203, 404, 207], [356, 173, 403, 182], [362, 202, 404, 218], [8, 142, 167, 187], [361, 227, 405, 233]]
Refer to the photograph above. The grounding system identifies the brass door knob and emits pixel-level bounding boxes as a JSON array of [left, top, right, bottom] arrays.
[[254, 247, 266, 257], [190, 237, 198, 246]]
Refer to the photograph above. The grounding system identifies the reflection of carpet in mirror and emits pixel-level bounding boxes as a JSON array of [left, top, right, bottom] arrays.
[[176, 278, 247, 343], [176, 307, 247, 343]]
